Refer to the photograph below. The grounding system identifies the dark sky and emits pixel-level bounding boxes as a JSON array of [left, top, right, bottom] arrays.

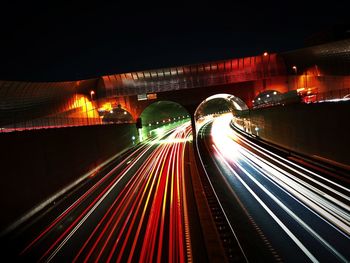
[[0, 1, 348, 81]]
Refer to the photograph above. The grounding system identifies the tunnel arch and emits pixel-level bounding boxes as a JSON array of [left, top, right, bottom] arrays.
[[193, 93, 248, 133], [140, 100, 190, 125], [252, 90, 282, 108], [194, 93, 248, 120], [101, 104, 134, 123], [138, 100, 191, 140]]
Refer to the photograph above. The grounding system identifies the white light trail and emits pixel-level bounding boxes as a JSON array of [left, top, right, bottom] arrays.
[[212, 144, 319, 263], [207, 114, 350, 262]]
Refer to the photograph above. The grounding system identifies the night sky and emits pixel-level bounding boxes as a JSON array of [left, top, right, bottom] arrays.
[[0, 1, 348, 81]]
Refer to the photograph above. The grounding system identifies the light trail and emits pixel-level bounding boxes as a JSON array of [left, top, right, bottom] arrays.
[[21, 141, 152, 255], [212, 144, 319, 262], [198, 114, 350, 262], [230, 121, 350, 195], [17, 122, 193, 262], [211, 116, 350, 235]]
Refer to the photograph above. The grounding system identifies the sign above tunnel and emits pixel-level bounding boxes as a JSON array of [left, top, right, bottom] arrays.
[[137, 93, 157, 101], [137, 94, 147, 101], [147, 93, 157, 100]]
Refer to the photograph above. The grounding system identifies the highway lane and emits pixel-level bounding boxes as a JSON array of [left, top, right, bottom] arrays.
[[2, 122, 195, 262], [197, 114, 350, 262]]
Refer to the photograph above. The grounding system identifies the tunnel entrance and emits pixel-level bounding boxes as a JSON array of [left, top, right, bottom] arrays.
[[139, 101, 190, 140], [252, 90, 283, 108], [101, 104, 133, 123], [194, 94, 248, 132]]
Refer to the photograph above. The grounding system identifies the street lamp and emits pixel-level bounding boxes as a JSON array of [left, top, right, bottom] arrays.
[[90, 90, 95, 100], [292, 66, 298, 90], [255, 127, 259, 137], [262, 52, 268, 78]]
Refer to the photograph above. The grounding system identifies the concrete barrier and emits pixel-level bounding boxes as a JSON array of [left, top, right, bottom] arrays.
[[0, 124, 138, 230], [233, 101, 350, 167]]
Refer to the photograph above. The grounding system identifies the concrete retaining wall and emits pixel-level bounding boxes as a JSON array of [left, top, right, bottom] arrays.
[[0, 124, 138, 230], [234, 101, 350, 167]]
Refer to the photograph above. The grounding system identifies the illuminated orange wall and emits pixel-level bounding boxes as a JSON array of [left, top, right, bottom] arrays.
[[50, 94, 100, 124], [95, 96, 140, 121], [286, 74, 350, 94], [251, 76, 289, 98]]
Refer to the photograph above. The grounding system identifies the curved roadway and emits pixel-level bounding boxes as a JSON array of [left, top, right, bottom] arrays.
[[197, 114, 350, 262], [2, 122, 198, 262]]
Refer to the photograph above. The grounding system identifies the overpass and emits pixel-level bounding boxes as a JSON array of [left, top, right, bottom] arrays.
[[1, 38, 350, 130], [0, 52, 286, 128]]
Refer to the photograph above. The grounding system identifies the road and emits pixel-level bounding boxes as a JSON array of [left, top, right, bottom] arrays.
[[2, 122, 199, 262], [197, 114, 350, 262]]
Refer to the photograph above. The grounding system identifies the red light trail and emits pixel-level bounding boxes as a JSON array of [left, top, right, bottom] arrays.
[[19, 123, 193, 262]]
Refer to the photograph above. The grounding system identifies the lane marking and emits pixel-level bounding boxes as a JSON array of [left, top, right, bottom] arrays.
[[212, 144, 319, 263]]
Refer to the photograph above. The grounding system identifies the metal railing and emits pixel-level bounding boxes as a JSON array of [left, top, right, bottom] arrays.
[[303, 88, 350, 103], [0, 116, 133, 133], [252, 87, 350, 109]]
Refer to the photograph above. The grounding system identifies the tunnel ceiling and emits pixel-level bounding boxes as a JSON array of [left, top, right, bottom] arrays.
[[195, 98, 232, 117], [140, 101, 189, 124], [194, 94, 248, 119], [102, 105, 133, 123]]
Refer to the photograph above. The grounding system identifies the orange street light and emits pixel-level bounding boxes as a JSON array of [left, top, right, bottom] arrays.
[[90, 90, 95, 100], [292, 66, 298, 89]]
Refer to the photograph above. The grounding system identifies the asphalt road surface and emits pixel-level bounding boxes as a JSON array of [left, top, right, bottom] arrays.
[[1, 122, 204, 262], [197, 114, 350, 263]]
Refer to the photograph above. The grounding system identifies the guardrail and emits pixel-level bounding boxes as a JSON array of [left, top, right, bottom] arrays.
[[0, 117, 133, 133], [303, 87, 350, 103]]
